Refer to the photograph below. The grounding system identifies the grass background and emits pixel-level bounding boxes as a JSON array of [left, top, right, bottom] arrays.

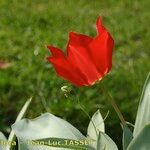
[[0, 0, 150, 149]]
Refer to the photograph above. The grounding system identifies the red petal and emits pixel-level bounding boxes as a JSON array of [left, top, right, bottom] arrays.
[[67, 45, 102, 85], [47, 57, 88, 86], [47, 18, 114, 87], [68, 32, 93, 48], [47, 46, 65, 58], [89, 30, 114, 75], [96, 17, 106, 34], [67, 32, 93, 58]]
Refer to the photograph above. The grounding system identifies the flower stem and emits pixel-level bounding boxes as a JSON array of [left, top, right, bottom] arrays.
[[101, 86, 126, 125], [71, 89, 98, 137]]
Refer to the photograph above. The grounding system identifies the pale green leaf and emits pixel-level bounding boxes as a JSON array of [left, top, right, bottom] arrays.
[[15, 97, 32, 122], [6, 98, 32, 150], [127, 124, 150, 150], [133, 73, 150, 137], [122, 124, 133, 150], [12, 113, 86, 150], [0, 132, 7, 150], [0, 132, 7, 140], [96, 131, 118, 150], [87, 110, 105, 141], [34, 137, 95, 150]]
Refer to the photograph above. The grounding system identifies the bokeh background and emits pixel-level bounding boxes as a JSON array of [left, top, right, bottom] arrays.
[[0, 0, 150, 149]]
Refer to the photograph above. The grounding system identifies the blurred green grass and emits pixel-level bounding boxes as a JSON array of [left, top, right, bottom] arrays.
[[0, 0, 150, 149]]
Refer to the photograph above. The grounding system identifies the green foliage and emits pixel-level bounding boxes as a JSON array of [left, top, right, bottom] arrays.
[[12, 113, 86, 150], [127, 125, 150, 150], [87, 110, 105, 141], [2, 73, 150, 150], [0, 131, 7, 150], [35, 138, 93, 150], [122, 124, 133, 150], [12, 109, 117, 150], [133, 73, 150, 137], [122, 73, 150, 150], [0, 0, 150, 149], [97, 132, 118, 150], [6, 98, 32, 150]]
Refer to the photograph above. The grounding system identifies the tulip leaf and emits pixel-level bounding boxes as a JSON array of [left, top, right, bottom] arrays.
[[0, 131, 7, 140], [34, 137, 95, 150], [133, 73, 150, 137], [96, 131, 118, 150], [127, 124, 150, 150], [6, 98, 32, 150], [0, 132, 7, 150], [122, 124, 133, 150], [15, 97, 32, 122], [87, 110, 105, 141], [12, 113, 86, 150]]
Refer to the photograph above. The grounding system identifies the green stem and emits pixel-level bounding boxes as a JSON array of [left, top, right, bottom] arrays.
[[101, 86, 126, 125], [77, 98, 98, 137], [72, 90, 98, 137]]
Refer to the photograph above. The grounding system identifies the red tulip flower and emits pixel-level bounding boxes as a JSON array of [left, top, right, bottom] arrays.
[[47, 17, 114, 87]]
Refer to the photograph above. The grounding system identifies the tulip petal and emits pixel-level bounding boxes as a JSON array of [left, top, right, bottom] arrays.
[[67, 45, 102, 85], [96, 17, 106, 34], [89, 21, 114, 75], [47, 17, 114, 87], [47, 46, 65, 58], [47, 56, 87, 86], [68, 32, 93, 47], [67, 32, 93, 58]]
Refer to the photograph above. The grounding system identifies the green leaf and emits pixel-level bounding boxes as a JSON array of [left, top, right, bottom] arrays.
[[0, 131, 7, 140], [96, 131, 118, 150], [133, 73, 150, 137], [15, 97, 32, 122], [127, 124, 150, 150], [12, 113, 86, 150], [87, 110, 105, 141], [34, 137, 95, 150], [6, 98, 32, 150], [0, 131, 7, 150], [122, 124, 133, 150]]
